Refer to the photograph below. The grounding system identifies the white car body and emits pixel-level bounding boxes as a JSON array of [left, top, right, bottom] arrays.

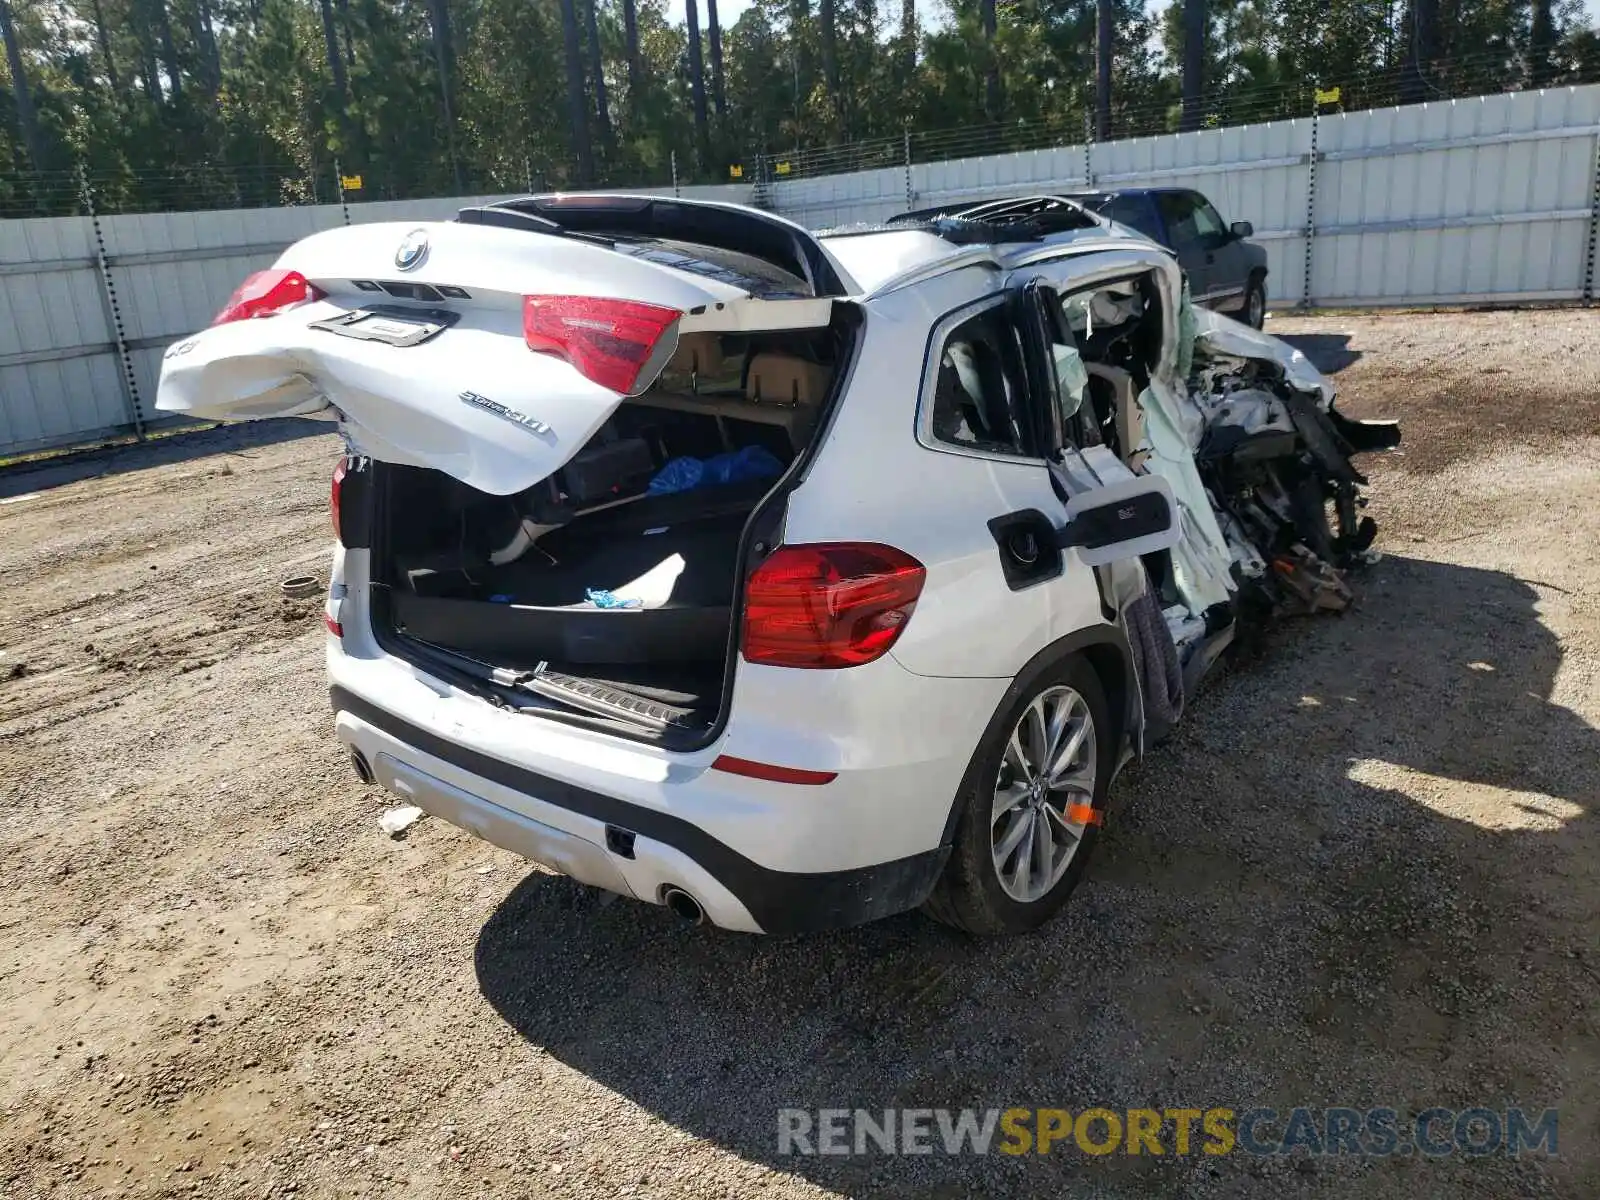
[[158, 195, 1396, 934]]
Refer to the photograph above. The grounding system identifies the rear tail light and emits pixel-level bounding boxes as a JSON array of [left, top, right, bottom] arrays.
[[212, 269, 325, 325], [522, 295, 680, 395], [742, 543, 926, 669], [330, 457, 347, 544]]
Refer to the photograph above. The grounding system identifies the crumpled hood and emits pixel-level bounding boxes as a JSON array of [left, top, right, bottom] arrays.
[[1191, 306, 1337, 406]]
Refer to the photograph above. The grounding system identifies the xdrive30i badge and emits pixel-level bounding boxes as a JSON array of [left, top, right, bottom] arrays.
[[459, 391, 551, 436]]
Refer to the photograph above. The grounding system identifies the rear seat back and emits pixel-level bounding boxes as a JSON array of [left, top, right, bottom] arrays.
[[746, 354, 830, 408]]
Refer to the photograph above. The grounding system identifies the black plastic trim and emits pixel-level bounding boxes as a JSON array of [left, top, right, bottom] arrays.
[[330, 684, 947, 932], [336, 456, 372, 549]]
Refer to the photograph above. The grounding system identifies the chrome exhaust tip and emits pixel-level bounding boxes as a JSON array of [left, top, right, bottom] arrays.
[[661, 886, 705, 925], [350, 749, 375, 786]]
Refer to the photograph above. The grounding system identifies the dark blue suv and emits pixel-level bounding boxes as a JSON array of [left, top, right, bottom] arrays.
[[1068, 188, 1270, 328]]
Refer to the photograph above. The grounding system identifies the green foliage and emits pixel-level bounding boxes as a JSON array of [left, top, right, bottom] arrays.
[[0, 0, 1594, 213]]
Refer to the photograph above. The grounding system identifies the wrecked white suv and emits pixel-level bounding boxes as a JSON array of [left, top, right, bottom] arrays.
[[157, 194, 1398, 935]]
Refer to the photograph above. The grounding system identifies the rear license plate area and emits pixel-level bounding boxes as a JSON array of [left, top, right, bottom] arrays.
[[310, 305, 458, 347]]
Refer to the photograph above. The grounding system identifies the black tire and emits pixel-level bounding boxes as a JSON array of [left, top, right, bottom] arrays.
[[1244, 274, 1267, 329], [923, 654, 1113, 936]]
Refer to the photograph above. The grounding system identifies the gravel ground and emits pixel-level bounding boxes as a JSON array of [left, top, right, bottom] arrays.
[[0, 309, 1596, 1199]]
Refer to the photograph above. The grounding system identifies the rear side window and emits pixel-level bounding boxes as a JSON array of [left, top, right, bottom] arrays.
[[927, 306, 1035, 458], [1100, 195, 1162, 242]]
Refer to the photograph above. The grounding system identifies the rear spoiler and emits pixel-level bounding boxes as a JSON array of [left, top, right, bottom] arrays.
[[458, 194, 851, 300]]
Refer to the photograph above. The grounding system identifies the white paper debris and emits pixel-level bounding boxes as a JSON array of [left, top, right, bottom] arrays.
[[379, 805, 425, 837]]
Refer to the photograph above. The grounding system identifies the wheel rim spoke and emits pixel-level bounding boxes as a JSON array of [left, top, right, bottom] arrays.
[[992, 782, 1031, 824], [1024, 698, 1049, 772], [1046, 714, 1090, 783], [1004, 727, 1030, 778], [1031, 809, 1053, 882], [1044, 801, 1086, 839], [994, 808, 1032, 866]]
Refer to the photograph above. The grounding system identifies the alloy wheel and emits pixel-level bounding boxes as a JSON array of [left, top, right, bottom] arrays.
[[989, 684, 1098, 903]]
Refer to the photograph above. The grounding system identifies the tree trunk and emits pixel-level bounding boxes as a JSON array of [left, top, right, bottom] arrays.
[[318, 0, 348, 104], [1180, 0, 1204, 131], [684, 0, 710, 170], [154, 0, 182, 100], [706, 0, 725, 118], [1094, 0, 1112, 139], [191, 0, 220, 94], [1399, 0, 1437, 105], [0, 0, 43, 169], [427, 0, 465, 190], [820, 0, 839, 113], [1529, 0, 1554, 88], [336, 0, 354, 66], [584, 0, 612, 148], [88, 0, 121, 91], [900, 0, 915, 81], [558, 0, 594, 183], [132, 0, 163, 103], [622, 0, 641, 97], [789, 0, 810, 122], [979, 0, 1000, 123]]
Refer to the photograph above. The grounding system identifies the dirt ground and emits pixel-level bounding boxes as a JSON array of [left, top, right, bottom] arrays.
[[0, 309, 1597, 1200]]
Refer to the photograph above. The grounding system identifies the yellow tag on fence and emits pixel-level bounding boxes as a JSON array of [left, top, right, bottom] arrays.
[[728, 164, 744, 179], [340, 174, 363, 190], [1314, 86, 1341, 105]]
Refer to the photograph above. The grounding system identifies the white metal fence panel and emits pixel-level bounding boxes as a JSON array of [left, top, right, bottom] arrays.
[[1, 90, 1596, 459], [1310, 88, 1600, 305], [0, 216, 134, 456]]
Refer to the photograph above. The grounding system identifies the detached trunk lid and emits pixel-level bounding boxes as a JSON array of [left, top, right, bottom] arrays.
[[156, 197, 846, 495]]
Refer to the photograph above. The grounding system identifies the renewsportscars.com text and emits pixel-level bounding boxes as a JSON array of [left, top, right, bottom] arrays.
[[777, 1107, 1558, 1158]]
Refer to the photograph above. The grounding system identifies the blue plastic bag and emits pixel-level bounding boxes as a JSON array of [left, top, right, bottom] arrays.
[[647, 446, 784, 496], [647, 456, 706, 496], [586, 588, 642, 609]]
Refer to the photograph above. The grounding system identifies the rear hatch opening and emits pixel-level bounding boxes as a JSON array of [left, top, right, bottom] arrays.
[[369, 311, 859, 748]]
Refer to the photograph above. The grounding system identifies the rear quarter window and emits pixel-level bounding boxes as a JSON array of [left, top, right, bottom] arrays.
[[1100, 196, 1163, 243]]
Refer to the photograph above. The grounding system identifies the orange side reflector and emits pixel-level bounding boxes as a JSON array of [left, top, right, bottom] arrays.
[[1065, 802, 1103, 826]]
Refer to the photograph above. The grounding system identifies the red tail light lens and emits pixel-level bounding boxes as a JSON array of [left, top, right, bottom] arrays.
[[743, 543, 926, 669], [330, 457, 347, 544], [213, 269, 325, 325], [522, 295, 680, 395]]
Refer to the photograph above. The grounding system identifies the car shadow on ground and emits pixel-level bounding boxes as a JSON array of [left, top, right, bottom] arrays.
[[0, 419, 327, 498], [1276, 331, 1362, 375], [475, 553, 1597, 1197]]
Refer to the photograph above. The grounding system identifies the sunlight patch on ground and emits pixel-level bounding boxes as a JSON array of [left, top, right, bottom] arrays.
[[1345, 759, 1583, 832]]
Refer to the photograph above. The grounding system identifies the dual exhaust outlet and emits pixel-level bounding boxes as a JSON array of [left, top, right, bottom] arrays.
[[349, 747, 706, 926]]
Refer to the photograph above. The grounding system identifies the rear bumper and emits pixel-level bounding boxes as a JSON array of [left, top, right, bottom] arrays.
[[333, 686, 950, 933]]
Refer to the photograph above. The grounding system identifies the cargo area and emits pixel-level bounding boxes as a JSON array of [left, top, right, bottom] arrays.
[[369, 325, 845, 741]]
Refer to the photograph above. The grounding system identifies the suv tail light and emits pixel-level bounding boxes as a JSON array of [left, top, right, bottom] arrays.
[[743, 544, 926, 669], [330, 457, 347, 544], [522, 295, 680, 395], [213, 269, 325, 325]]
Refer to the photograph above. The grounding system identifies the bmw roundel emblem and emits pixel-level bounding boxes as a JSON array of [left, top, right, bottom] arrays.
[[395, 228, 429, 271]]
